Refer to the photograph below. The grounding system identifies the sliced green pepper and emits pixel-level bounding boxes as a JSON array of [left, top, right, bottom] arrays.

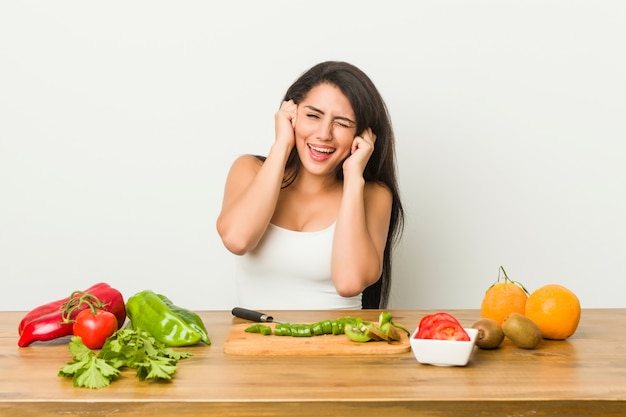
[[126, 290, 206, 347], [290, 324, 312, 337], [321, 320, 333, 334], [244, 315, 406, 342], [274, 323, 292, 336], [379, 311, 410, 336], [245, 323, 272, 335], [311, 322, 324, 336]]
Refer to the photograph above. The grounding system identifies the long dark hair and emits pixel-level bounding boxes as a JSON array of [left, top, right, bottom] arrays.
[[265, 61, 404, 308]]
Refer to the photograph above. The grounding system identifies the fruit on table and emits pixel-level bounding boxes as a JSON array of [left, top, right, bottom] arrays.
[[471, 318, 504, 349], [416, 312, 470, 341], [344, 320, 372, 343], [481, 266, 529, 325], [73, 308, 118, 349], [502, 312, 542, 349], [525, 284, 581, 340]]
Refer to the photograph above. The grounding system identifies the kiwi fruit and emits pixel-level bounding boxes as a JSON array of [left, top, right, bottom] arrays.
[[344, 323, 372, 343], [502, 313, 542, 349], [472, 318, 505, 349], [366, 325, 387, 341]]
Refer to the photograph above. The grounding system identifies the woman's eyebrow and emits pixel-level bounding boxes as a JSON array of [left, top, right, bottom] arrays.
[[303, 105, 356, 125]]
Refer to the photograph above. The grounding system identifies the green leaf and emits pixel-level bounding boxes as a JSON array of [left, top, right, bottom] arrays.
[[136, 357, 177, 380], [161, 347, 192, 360], [68, 336, 95, 361], [58, 358, 90, 377], [73, 357, 119, 389], [59, 326, 193, 389]]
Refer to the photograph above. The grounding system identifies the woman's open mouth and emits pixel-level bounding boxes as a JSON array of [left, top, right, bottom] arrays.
[[308, 144, 335, 161]]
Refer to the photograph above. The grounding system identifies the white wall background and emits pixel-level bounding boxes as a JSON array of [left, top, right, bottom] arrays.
[[1, 1, 625, 311]]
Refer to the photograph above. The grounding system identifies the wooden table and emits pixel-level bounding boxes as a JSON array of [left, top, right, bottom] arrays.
[[1, 309, 625, 416]]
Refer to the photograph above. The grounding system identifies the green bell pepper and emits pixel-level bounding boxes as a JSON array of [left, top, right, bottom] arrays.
[[126, 290, 210, 346], [157, 294, 211, 344]]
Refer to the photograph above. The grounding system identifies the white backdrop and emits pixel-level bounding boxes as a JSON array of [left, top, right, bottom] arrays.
[[1, 1, 625, 311]]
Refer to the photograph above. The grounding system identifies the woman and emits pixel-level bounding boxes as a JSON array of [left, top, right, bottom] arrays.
[[217, 61, 404, 309]]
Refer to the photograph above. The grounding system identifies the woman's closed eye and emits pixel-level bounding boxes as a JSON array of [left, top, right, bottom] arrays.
[[305, 111, 355, 129]]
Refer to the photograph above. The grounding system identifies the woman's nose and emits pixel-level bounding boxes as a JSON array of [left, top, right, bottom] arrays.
[[316, 120, 333, 141]]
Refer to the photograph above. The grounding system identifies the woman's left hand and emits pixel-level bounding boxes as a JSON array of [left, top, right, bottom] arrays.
[[342, 128, 376, 178]]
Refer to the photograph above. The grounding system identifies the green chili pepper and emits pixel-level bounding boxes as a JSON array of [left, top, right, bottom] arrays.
[[158, 294, 211, 344], [290, 324, 312, 337], [379, 312, 393, 327], [321, 320, 333, 334], [251, 316, 365, 339], [275, 323, 292, 336], [245, 323, 272, 335], [245, 324, 260, 333], [126, 290, 206, 347], [378, 311, 410, 336], [311, 322, 324, 336]]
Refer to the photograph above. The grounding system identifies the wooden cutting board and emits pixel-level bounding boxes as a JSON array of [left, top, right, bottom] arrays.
[[223, 323, 411, 356]]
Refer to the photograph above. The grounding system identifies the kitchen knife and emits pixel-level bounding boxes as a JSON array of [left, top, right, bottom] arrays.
[[231, 307, 286, 324]]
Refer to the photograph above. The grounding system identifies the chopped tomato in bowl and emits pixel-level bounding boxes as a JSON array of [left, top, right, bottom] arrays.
[[410, 312, 477, 366], [416, 312, 470, 341]]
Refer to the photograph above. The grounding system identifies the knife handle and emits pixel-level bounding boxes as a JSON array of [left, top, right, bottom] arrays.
[[232, 307, 274, 323]]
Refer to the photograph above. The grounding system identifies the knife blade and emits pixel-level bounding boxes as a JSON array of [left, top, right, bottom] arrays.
[[231, 307, 286, 324]]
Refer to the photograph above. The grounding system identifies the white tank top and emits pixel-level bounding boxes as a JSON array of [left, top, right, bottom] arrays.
[[235, 223, 362, 310]]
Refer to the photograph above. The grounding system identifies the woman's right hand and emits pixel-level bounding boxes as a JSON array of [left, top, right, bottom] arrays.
[[274, 99, 297, 149]]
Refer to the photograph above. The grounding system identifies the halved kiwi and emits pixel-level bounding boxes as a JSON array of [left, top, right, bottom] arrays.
[[344, 322, 372, 343]]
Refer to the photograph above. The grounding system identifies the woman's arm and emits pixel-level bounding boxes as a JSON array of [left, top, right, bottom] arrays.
[[216, 101, 297, 255], [331, 128, 392, 296], [331, 180, 392, 297]]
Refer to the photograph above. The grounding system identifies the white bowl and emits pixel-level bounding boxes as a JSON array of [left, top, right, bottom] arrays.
[[410, 327, 478, 366]]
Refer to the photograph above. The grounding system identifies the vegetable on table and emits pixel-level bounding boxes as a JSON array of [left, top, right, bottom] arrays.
[[158, 294, 211, 344], [367, 311, 410, 342], [245, 323, 272, 335], [73, 307, 118, 349], [273, 317, 357, 337], [18, 283, 126, 347], [58, 328, 192, 389], [243, 313, 409, 344], [125, 290, 210, 347], [415, 312, 470, 341]]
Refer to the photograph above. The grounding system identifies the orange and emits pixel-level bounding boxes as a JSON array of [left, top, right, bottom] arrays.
[[480, 266, 529, 325], [525, 284, 581, 340]]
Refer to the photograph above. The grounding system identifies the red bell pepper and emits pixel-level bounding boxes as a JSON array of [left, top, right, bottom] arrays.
[[18, 283, 126, 347]]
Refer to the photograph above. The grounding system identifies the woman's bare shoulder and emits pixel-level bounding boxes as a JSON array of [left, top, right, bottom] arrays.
[[229, 154, 264, 173]]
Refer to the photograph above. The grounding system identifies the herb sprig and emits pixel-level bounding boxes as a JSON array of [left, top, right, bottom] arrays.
[[59, 328, 192, 389]]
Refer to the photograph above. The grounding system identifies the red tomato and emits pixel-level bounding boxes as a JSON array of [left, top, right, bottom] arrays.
[[416, 312, 462, 339], [430, 320, 470, 341], [73, 308, 118, 349]]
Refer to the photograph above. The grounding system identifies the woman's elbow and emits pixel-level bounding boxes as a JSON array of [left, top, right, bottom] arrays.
[[333, 267, 382, 298], [221, 239, 248, 256], [216, 220, 253, 256], [334, 278, 371, 298]]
